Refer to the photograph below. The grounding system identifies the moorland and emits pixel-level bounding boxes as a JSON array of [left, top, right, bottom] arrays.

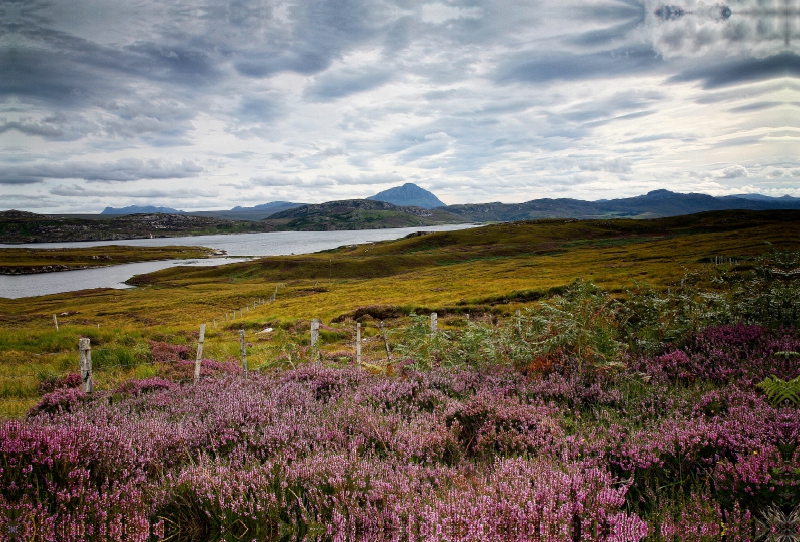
[[1, 209, 799, 541]]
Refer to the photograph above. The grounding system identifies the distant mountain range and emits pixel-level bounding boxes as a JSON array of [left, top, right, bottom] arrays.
[[723, 193, 800, 202], [441, 189, 800, 222], [367, 183, 445, 209], [70, 185, 800, 224], [103, 201, 305, 220], [6, 186, 800, 243], [230, 201, 304, 213], [102, 205, 185, 214]]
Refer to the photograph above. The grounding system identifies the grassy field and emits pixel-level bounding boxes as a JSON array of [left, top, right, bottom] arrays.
[[0, 245, 218, 274], [1, 209, 799, 417]]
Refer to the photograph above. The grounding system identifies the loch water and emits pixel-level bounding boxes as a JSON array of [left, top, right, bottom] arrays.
[[0, 224, 476, 298]]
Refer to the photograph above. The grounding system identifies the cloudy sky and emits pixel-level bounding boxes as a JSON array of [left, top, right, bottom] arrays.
[[2, 0, 799, 212]]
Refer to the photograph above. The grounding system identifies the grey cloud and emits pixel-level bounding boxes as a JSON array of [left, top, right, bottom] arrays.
[[382, 15, 414, 53], [579, 158, 633, 174], [576, 1, 648, 22], [325, 173, 404, 185], [569, 19, 644, 47], [249, 176, 295, 187], [496, 45, 664, 84], [122, 43, 217, 83], [727, 101, 783, 113], [270, 152, 296, 162], [0, 173, 44, 185], [2, 30, 217, 109], [233, 0, 387, 78], [234, 51, 330, 78], [0, 159, 203, 184], [239, 176, 307, 188], [238, 95, 284, 123], [49, 184, 218, 198], [0, 121, 64, 138], [391, 131, 453, 163], [423, 89, 459, 101], [720, 165, 748, 179], [304, 68, 392, 101], [669, 53, 800, 89], [3, 0, 800, 210], [712, 135, 765, 148], [319, 147, 346, 157], [622, 133, 682, 143], [559, 90, 663, 123], [583, 109, 656, 128]]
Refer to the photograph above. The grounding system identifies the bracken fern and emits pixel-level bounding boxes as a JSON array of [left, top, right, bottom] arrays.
[[757, 375, 800, 406]]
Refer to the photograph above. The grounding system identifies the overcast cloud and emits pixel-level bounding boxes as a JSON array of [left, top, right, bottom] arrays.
[[1, 0, 799, 212]]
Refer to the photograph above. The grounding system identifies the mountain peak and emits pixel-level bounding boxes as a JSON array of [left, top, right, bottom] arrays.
[[639, 189, 677, 200], [367, 183, 445, 209]]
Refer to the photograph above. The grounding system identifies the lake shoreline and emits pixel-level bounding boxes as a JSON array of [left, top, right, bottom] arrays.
[[0, 224, 477, 298]]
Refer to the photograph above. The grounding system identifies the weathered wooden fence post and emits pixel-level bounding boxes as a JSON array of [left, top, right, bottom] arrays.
[[380, 321, 391, 362], [194, 324, 205, 382], [430, 312, 437, 333], [240, 329, 248, 379], [79, 338, 93, 393], [311, 319, 320, 364], [356, 322, 362, 364], [516, 310, 522, 336], [53, 314, 59, 331]]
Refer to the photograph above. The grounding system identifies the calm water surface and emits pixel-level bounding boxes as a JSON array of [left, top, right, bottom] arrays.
[[0, 224, 476, 299]]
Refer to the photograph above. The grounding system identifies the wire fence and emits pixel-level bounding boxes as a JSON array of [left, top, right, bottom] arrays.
[[1, 348, 226, 380], [3, 286, 305, 386], [0, 305, 424, 398]]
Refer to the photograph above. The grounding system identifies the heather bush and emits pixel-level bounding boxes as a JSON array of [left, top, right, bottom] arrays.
[[148, 340, 191, 363], [643, 325, 800, 385], [114, 376, 174, 396], [5, 252, 800, 541], [5, 348, 796, 540], [27, 386, 89, 416], [0, 420, 157, 541], [37, 371, 82, 394]]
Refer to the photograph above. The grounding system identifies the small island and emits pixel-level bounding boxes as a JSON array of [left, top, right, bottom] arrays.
[[0, 245, 222, 275]]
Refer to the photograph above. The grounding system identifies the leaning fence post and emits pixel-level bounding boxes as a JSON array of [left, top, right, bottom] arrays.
[[53, 314, 59, 331], [380, 321, 391, 362], [240, 329, 248, 379], [79, 338, 93, 393], [356, 323, 362, 365], [430, 312, 438, 333], [194, 324, 205, 382], [311, 319, 320, 364]]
